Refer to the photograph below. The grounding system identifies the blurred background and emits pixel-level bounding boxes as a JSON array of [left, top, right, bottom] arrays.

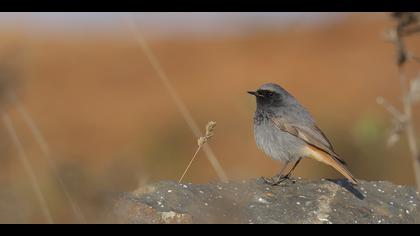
[[0, 12, 419, 223]]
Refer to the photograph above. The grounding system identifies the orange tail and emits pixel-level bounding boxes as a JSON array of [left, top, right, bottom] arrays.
[[304, 146, 358, 185]]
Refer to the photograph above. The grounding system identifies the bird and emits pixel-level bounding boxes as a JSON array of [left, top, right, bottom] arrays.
[[248, 83, 358, 185]]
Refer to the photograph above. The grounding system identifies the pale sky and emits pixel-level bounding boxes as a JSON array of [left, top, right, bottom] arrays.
[[0, 12, 348, 38]]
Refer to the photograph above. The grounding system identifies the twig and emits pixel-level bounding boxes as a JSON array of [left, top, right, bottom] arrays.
[[1, 111, 54, 224], [376, 97, 406, 123], [122, 14, 228, 182], [398, 67, 420, 190], [400, 25, 420, 36], [383, 13, 420, 190], [8, 91, 86, 223]]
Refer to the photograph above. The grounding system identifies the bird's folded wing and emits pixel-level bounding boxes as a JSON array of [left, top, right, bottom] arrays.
[[270, 116, 347, 165]]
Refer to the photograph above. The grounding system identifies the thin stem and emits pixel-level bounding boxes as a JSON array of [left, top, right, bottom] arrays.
[[2, 111, 54, 224], [10, 92, 86, 223], [179, 146, 202, 183], [122, 13, 228, 182]]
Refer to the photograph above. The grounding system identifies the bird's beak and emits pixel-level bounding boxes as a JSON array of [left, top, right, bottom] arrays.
[[247, 90, 263, 97]]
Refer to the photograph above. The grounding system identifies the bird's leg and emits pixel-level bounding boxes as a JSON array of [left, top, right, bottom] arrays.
[[262, 158, 302, 185], [282, 158, 302, 184], [261, 161, 290, 185]]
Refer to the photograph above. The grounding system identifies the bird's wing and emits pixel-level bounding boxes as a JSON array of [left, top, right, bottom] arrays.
[[270, 116, 347, 165]]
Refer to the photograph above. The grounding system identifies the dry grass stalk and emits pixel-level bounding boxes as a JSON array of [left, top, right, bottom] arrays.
[[1, 56, 85, 223], [179, 121, 217, 183], [1, 111, 54, 224], [0, 59, 54, 223], [9, 91, 86, 223], [122, 14, 228, 182]]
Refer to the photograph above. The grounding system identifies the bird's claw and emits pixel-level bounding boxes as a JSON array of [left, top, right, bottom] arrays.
[[261, 174, 296, 186]]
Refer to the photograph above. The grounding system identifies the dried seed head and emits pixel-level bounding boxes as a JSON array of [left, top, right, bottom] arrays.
[[205, 121, 216, 138], [197, 137, 206, 147], [197, 121, 217, 147]]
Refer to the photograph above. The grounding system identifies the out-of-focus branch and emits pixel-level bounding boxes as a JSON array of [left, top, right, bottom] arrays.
[[376, 97, 406, 147], [392, 12, 420, 36], [405, 52, 420, 65], [398, 67, 420, 190], [376, 97, 406, 123], [381, 13, 420, 190], [401, 25, 420, 36]]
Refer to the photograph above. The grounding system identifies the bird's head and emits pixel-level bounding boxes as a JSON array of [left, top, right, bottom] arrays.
[[247, 83, 291, 108]]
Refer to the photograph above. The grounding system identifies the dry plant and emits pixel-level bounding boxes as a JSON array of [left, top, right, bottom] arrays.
[[8, 92, 86, 223], [0, 60, 53, 223], [378, 13, 420, 190], [1, 54, 84, 223], [1, 112, 54, 223], [122, 14, 228, 183], [179, 121, 217, 183]]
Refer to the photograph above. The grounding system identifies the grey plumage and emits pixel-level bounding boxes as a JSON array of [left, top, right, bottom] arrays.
[[248, 83, 357, 184]]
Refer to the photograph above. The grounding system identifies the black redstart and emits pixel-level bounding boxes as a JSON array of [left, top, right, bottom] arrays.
[[248, 83, 358, 185]]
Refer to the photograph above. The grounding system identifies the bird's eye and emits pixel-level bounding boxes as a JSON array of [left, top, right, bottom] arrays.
[[266, 91, 274, 97]]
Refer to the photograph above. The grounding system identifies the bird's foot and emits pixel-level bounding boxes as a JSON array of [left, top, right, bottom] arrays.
[[261, 174, 296, 186], [283, 173, 297, 184]]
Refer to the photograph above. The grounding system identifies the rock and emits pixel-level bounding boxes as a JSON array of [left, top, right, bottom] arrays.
[[112, 178, 420, 224]]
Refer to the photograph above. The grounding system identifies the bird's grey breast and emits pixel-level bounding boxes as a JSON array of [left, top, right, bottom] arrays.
[[253, 110, 304, 162]]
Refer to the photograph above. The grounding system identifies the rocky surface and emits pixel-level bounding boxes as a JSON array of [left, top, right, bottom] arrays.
[[113, 178, 420, 224]]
